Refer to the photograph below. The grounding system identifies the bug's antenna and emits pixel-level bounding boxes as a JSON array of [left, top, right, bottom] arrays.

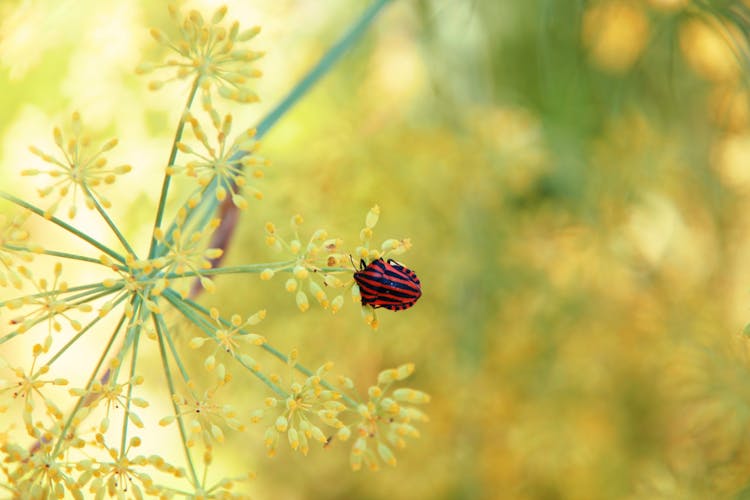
[[349, 254, 358, 271]]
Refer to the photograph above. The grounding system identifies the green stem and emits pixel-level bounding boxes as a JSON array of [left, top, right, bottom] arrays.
[[0, 281, 107, 308], [120, 324, 141, 457], [152, 312, 200, 487], [164, 260, 296, 279], [83, 185, 138, 258], [153, 310, 191, 383], [67, 284, 124, 305], [4, 245, 123, 268], [153, 181, 214, 260], [148, 77, 201, 260], [253, 0, 394, 139], [111, 297, 145, 377], [44, 293, 129, 368], [0, 191, 125, 264]]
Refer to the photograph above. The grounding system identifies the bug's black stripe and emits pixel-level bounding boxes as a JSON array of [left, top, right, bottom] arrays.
[[383, 261, 420, 285], [370, 298, 417, 310], [356, 269, 421, 292], [355, 276, 422, 298], [382, 268, 421, 287], [359, 287, 419, 302]]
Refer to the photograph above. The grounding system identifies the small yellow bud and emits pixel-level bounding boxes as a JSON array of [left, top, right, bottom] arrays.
[[247, 309, 266, 325], [366, 205, 380, 228], [240, 354, 258, 369], [331, 295, 344, 314], [189, 337, 207, 349], [290, 239, 301, 254], [211, 424, 225, 443], [204, 355, 216, 371], [293, 265, 308, 279], [275, 415, 288, 432], [200, 277, 216, 293], [260, 268, 274, 280], [296, 291, 309, 312], [288, 427, 299, 450], [396, 363, 415, 380], [205, 248, 223, 259], [392, 388, 431, 404], [377, 442, 397, 466]]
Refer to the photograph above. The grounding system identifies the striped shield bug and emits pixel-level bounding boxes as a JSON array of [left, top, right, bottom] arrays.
[[353, 258, 422, 311]]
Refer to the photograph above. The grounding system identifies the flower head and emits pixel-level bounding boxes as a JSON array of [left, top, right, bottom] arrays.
[[263, 215, 347, 313], [23, 112, 131, 219], [345, 363, 429, 471], [148, 209, 224, 293], [189, 307, 267, 370], [4, 263, 93, 341], [0, 350, 68, 429], [76, 434, 179, 498], [161, 375, 245, 448], [261, 356, 343, 457], [0, 212, 35, 289], [69, 375, 148, 434], [168, 108, 269, 208], [139, 4, 264, 106]]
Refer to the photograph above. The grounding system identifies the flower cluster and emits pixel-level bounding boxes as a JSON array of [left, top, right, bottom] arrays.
[[0, 212, 34, 288], [22, 112, 132, 219], [3, 263, 92, 340], [261, 356, 343, 457], [263, 214, 347, 312], [189, 307, 267, 371], [161, 375, 246, 448], [138, 4, 264, 107], [345, 363, 429, 471], [0, 3, 427, 497], [167, 108, 269, 208]]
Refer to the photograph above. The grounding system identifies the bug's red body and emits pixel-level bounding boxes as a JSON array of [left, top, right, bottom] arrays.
[[353, 258, 421, 311]]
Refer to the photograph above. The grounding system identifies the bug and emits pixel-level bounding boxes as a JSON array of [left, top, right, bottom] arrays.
[[353, 258, 421, 311]]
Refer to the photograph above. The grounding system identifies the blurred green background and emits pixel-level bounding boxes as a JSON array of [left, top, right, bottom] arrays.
[[4, 0, 750, 498]]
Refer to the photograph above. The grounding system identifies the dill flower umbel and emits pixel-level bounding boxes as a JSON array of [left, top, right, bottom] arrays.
[[261, 355, 343, 457], [138, 5, 264, 107], [167, 107, 269, 208], [346, 363, 429, 471], [263, 215, 347, 312], [23, 112, 132, 219]]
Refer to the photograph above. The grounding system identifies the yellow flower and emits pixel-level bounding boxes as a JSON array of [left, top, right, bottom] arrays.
[[23, 112, 131, 219], [168, 108, 269, 208], [139, 4, 264, 106]]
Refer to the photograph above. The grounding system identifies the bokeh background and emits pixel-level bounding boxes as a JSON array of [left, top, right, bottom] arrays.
[[3, 0, 750, 498]]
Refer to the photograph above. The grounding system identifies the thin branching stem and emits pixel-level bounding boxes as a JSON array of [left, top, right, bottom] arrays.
[[0, 281, 109, 308], [83, 185, 138, 258], [0, 191, 126, 264], [119, 324, 141, 458], [148, 77, 202, 260], [3, 245, 122, 268], [44, 293, 130, 368]]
